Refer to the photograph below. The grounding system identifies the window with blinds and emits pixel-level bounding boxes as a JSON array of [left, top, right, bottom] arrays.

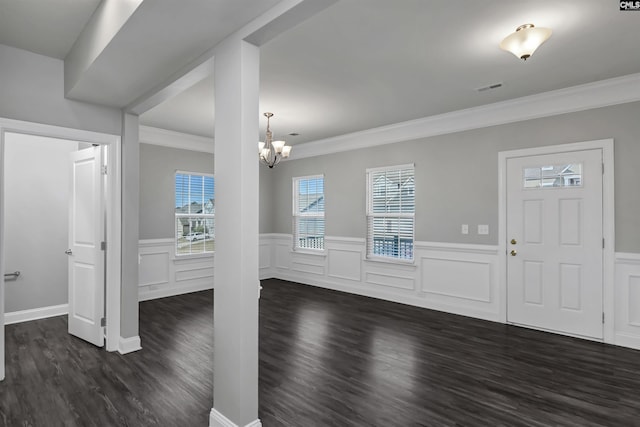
[[175, 172, 214, 255], [366, 165, 415, 261], [293, 175, 325, 251]]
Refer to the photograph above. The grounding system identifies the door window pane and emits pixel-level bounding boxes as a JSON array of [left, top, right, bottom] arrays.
[[524, 164, 582, 189]]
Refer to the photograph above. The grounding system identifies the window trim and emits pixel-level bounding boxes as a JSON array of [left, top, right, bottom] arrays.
[[366, 164, 415, 263], [175, 170, 215, 257], [292, 174, 325, 253]]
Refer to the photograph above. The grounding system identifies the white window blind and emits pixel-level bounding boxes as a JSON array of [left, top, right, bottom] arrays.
[[175, 172, 215, 255], [366, 165, 415, 261], [293, 175, 325, 251]]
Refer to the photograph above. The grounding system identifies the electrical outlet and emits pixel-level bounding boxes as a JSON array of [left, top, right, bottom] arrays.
[[478, 224, 489, 235], [461, 224, 469, 235]]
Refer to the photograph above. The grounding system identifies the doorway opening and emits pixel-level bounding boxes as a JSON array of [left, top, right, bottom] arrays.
[[0, 119, 122, 380]]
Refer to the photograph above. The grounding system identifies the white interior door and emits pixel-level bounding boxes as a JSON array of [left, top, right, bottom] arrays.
[[68, 146, 104, 347], [506, 148, 603, 339]]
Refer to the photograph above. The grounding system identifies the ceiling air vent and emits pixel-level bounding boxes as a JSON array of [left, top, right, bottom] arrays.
[[476, 82, 503, 92]]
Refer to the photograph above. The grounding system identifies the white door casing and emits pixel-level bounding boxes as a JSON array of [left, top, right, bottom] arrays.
[[506, 148, 603, 339], [68, 146, 105, 347], [1, 119, 121, 381]]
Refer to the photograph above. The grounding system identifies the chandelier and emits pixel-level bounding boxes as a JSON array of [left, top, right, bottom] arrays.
[[258, 112, 291, 168]]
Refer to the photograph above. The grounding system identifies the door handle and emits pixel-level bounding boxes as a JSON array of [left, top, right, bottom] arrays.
[[65, 249, 73, 255], [510, 250, 517, 256]]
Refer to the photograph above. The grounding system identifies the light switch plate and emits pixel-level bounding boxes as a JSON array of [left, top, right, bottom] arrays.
[[461, 224, 469, 235], [478, 224, 489, 235]]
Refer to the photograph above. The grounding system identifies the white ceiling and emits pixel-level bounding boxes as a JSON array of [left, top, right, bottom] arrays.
[[1, 0, 639, 145], [64, 0, 282, 108], [0, 0, 102, 59]]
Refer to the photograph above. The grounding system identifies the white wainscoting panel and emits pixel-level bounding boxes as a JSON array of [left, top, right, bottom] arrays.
[[291, 251, 325, 276], [260, 235, 500, 322], [275, 237, 292, 271], [328, 249, 361, 282], [139, 251, 170, 287], [138, 239, 214, 301], [259, 242, 271, 270], [415, 242, 499, 321], [365, 259, 416, 291], [614, 253, 640, 350], [421, 258, 491, 302], [257, 238, 640, 351], [327, 238, 363, 282], [365, 271, 415, 290]]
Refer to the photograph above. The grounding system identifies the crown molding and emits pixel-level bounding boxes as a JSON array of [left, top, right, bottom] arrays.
[[292, 72, 640, 160], [139, 125, 214, 153]]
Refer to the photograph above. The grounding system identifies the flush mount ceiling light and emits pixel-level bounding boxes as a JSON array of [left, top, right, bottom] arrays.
[[500, 24, 552, 61], [258, 112, 292, 168]]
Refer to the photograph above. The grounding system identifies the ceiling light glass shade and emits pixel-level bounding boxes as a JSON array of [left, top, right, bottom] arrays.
[[500, 24, 552, 60], [258, 112, 292, 168], [272, 140, 286, 153]]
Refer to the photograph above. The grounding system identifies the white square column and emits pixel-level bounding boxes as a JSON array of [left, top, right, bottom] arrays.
[[210, 37, 261, 427]]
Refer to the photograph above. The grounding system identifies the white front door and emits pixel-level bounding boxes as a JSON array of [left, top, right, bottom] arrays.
[[506, 148, 603, 339], [67, 146, 105, 347]]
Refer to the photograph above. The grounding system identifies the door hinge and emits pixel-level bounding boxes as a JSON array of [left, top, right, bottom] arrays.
[[602, 312, 605, 324], [101, 241, 106, 251], [603, 238, 605, 249], [100, 317, 106, 327], [602, 163, 605, 175], [101, 165, 108, 175]]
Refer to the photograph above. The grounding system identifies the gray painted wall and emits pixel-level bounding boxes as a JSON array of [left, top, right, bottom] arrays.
[[139, 143, 214, 239], [0, 44, 121, 135], [139, 143, 276, 237], [4, 133, 78, 312], [264, 101, 640, 253], [121, 113, 140, 339]]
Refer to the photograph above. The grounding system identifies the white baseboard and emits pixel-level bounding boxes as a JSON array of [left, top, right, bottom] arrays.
[[209, 408, 261, 427], [4, 303, 68, 325], [118, 335, 142, 354]]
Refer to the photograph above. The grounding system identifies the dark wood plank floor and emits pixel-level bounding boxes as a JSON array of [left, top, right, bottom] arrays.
[[2, 278, 640, 426], [0, 290, 214, 426]]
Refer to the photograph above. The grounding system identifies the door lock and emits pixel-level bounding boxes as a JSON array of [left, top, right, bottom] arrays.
[[510, 239, 517, 245], [65, 249, 73, 255], [510, 250, 517, 256]]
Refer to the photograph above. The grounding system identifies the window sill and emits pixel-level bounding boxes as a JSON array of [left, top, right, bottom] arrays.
[[291, 248, 327, 257], [364, 256, 416, 268], [174, 252, 215, 261]]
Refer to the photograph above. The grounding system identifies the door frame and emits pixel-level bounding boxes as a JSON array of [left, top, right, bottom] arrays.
[[498, 139, 615, 343], [0, 118, 122, 380]]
